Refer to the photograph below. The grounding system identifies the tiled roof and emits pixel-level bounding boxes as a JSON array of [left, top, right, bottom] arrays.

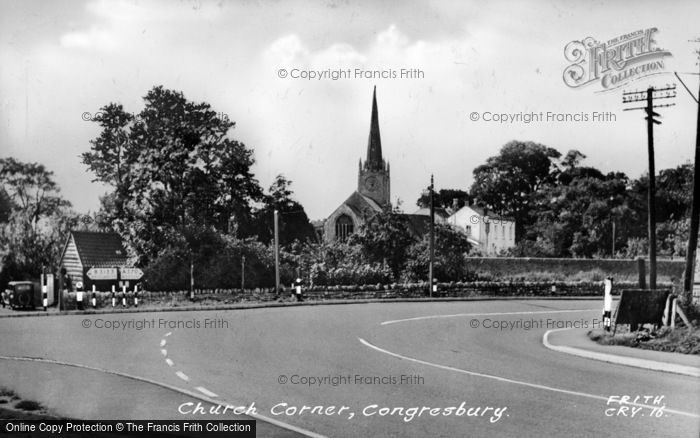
[[71, 231, 128, 268], [402, 214, 431, 237], [412, 207, 449, 218], [342, 191, 384, 219]]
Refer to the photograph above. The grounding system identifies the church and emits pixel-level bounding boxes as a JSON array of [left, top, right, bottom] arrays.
[[323, 87, 392, 242], [323, 87, 433, 243]]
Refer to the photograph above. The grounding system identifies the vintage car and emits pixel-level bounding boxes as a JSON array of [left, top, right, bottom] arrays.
[[6, 281, 42, 310]]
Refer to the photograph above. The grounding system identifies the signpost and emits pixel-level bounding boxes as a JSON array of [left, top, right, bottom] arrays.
[[86, 267, 118, 280], [121, 268, 144, 280], [86, 267, 143, 281]]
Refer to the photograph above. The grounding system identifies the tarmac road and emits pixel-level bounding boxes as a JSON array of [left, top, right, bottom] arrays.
[[0, 299, 698, 437]]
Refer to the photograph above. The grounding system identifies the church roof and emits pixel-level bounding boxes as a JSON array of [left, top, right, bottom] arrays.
[[342, 191, 384, 218]]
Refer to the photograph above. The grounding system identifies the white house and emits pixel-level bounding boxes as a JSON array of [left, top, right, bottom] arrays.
[[446, 205, 516, 255]]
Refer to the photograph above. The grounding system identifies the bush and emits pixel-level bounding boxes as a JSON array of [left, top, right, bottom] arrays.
[[144, 233, 298, 291], [15, 400, 42, 412]]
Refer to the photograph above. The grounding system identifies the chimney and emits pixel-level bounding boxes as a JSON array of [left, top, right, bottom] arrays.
[[452, 198, 459, 210]]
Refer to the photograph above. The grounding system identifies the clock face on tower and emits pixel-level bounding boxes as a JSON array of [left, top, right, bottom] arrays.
[[365, 176, 378, 191]]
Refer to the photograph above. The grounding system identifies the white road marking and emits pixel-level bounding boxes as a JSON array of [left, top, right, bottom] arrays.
[[160, 349, 167, 357], [165, 358, 174, 367], [381, 309, 599, 325], [165, 332, 172, 337], [196, 386, 219, 398], [160, 339, 166, 347], [358, 337, 699, 419], [175, 371, 190, 382], [0, 355, 326, 438]]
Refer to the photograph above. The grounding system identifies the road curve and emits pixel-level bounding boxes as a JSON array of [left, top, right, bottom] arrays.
[[0, 299, 698, 437]]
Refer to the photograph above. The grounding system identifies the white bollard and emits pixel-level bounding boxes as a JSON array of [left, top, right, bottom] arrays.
[[603, 277, 613, 331], [122, 285, 127, 307], [671, 297, 677, 329], [111, 285, 116, 307], [134, 285, 138, 307], [42, 284, 48, 311], [91, 285, 97, 308]]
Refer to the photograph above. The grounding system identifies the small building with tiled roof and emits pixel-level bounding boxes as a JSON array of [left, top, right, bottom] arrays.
[[59, 231, 130, 290]]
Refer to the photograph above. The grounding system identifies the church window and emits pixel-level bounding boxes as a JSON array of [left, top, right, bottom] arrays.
[[335, 215, 354, 241]]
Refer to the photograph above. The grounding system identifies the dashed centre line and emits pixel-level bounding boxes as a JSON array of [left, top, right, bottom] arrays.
[[158, 333, 218, 399]]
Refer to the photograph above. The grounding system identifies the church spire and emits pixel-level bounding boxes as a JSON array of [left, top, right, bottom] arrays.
[[365, 86, 384, 171]]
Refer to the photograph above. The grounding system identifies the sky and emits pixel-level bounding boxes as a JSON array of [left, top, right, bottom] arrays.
[[1, 0, 700, 221]]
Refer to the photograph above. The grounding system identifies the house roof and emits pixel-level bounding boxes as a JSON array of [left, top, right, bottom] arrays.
[[412, 207, 449, 218], [453, 205, 514, 222], [402, 214, 431, 237], [70, 231, 129, 268]]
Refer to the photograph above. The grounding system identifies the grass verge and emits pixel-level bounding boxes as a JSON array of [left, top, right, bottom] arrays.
[[0, 387, 57, 420], [588, 326, 700, 355]]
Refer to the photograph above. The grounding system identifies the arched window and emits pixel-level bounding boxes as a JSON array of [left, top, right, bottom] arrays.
[[335, 214, 354, 241]]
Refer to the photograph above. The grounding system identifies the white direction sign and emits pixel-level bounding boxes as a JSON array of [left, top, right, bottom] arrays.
[[86, 267, 118, 280], [121, 267, 144, 280]]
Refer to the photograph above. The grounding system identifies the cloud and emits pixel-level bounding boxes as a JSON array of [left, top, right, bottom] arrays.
[[60, 26, 119, 50]]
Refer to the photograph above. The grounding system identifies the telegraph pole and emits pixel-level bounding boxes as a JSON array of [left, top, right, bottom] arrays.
[[274, 209, 280, 296], [682, 41, 700, 303], [623, 84, 677, 290], [429, 174, 435, 297]]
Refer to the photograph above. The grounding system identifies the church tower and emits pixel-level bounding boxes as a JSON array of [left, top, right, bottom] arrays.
[[358, 86, 391, 207]]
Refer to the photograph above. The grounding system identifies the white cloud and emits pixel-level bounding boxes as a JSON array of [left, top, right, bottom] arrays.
[[60, 26, 119, 50]]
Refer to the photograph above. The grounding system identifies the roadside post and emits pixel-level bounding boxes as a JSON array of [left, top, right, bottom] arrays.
[[76, 282, 84, 310], [603, 277, 613, 331], [42, 273, 48, 311], [134, 285, 138, 307], [111, 285, 116, 307], [295, 278, 303, 302], [122, 285, 127, 307], [91, 285, 97, 308]]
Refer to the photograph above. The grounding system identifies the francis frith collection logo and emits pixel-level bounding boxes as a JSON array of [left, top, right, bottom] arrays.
[[563, 28, 672, 92]]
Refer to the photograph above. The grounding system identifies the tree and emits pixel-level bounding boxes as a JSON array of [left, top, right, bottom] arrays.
[[349, 207, 415, 278], [470, 141, 561, 240], [402, 224, 472, 281], [0, 158, 76, 286], [82, 86, 265, 263], [253, 175, 316, 246], [416, 188, 472, 210], [525, 173, 638, 257]]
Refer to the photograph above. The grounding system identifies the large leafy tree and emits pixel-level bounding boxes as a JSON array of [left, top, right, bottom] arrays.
[[253, 175, 316, 246], [0, 158, 77, 285], [470, 141, 561, 239], [526, 174, 638, 257], [82, 86, 264, 263], [349, 207, 415, 278], [402, 224, 472, 281]]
